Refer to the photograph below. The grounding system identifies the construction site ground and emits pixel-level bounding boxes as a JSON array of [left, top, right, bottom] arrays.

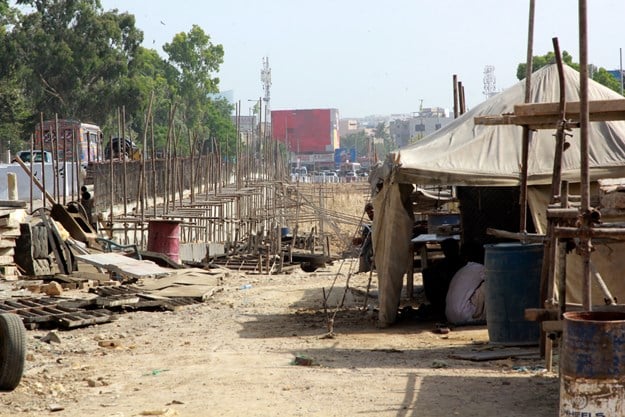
[[0, 262, 560, 417]]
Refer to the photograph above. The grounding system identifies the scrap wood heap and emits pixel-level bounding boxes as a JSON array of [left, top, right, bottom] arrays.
[[0, 203, 28, 280]]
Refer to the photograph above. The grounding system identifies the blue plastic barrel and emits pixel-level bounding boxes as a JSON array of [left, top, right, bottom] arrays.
[[560, 311, 625, 415], [484, 243, 543, 345]]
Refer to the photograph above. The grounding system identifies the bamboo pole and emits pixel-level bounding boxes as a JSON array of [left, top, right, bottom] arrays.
[[109, 134, 114, 238], [73, 125, 79, 201], [519, 0, 535, 232], [121, 106, 129, 243], [39, 113, 46, 209], [452, 74, 459, 119], [53, 115, 59, 202], [151, 114, 157, 218], [29, 134, 34, 212]]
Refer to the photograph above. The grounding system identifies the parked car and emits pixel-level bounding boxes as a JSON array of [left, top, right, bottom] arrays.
[[14, 150, 52, 163]]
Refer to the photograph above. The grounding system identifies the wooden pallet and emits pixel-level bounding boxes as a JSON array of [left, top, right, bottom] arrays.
[[0, 298, 113, 329]]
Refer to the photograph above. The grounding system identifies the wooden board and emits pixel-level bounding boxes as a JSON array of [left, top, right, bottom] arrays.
[[75, 252, 173, 278], [151, 285, 220, 300]]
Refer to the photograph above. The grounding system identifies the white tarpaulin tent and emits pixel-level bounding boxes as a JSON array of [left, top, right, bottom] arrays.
[[373, 64, 625, 326]]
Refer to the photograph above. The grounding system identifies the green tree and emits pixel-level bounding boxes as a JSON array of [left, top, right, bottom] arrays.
[[162, 25, 234, 156], [373, 121, 395, 157], [340, 130, 369, 158], [517, 51, 622, 95], [0, 1, 30, 151], [202, 98, 236, 152], [11, 0, 143, 126], [163, 25, 224, 128], [112, 46, 176, 150], [1, 2, 236, 157], [516, 51, 575, 80], [591, 67, 622, 93]]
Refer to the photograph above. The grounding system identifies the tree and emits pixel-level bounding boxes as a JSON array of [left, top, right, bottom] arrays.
[[163, 25, 224, 128], [1, 2, 236, 157], [517, 51, 623, 95], [373, 121, 395, 157], [516, 51, 575, 80], [0, 1, 30, 151], [340, 130, 370, 158], [162, 25, 234, 156], [11, 0, 143, 126]]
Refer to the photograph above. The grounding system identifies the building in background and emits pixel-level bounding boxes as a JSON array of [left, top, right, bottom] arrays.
[[338, 119, 362, 137], [208, 90, 235, 107], [271, 108, 339, 172], [389, 107, 453, 148], [231, 115, 257, 135]]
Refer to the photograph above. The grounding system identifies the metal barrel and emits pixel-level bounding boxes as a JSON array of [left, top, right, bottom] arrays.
[[484, 243, 543, 345], [147, 219, 181, 263], [560, 311, 625, 416]]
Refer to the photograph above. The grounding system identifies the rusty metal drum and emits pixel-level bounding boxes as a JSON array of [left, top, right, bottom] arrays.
[[560, 311, 625, 416], [147, 219, 181, 263]]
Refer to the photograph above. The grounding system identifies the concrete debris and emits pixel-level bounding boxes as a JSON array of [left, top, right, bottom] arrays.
[[41, 331, 62, 344]]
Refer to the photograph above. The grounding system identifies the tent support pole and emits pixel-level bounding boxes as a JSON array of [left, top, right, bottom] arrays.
[[519, 0, 535, 233]]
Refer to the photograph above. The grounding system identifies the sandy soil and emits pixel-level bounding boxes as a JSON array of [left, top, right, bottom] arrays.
[[0, 182, 561, 416], [0, 260, 560, 417]]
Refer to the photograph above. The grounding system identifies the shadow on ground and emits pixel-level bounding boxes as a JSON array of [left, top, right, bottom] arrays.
[[386, 373, 559, 417]]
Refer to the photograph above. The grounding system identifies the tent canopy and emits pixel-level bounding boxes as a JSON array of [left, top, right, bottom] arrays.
[[391, 64, 625, 186], [373, 64, 625, 326]]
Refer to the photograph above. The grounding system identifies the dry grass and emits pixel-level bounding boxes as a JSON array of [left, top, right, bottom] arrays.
[[287, 181, 372, 256]]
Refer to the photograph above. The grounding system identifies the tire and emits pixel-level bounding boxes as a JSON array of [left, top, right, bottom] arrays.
[[0, 313, 26, 391]]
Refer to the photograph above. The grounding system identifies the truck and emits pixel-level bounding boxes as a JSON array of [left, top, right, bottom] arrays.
[[34, 119, 103, 166]]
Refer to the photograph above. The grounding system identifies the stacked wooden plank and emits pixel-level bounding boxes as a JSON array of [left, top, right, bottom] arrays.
[[0, 203, 27, 280]]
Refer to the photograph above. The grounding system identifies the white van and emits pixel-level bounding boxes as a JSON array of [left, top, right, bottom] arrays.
[[14, 150, 53, 163]]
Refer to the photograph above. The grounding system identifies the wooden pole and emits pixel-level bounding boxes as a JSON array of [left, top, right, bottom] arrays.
[[109, 134, 114, 238], [39, 113, 46, 209], [53, 115, 59, 202], [73, 125, 79, 202], [122, 107, 129, 244], [453, 74, 459, 119], [29, 134, 34, 212], [458, 82, 466, 115], [519, 0, 535, 232], [579, 0, 592, 311], [151, 114, 157, 217]]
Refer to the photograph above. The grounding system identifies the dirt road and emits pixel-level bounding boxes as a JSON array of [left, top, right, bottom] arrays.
[[0, 260, 559, 416]]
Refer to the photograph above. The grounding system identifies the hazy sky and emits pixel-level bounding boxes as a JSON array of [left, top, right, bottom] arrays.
[[101, 1, 625, 118]]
